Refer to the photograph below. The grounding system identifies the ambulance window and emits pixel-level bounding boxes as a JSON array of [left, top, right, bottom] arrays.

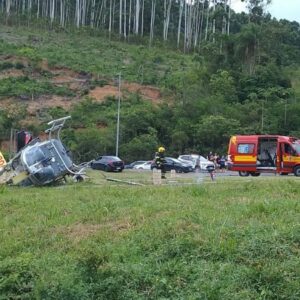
[[237, 144, 255, 154], [284, 144, 296, 155], [293, 143, 300, 154]]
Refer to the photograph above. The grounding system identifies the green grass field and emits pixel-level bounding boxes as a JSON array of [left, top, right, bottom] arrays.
[[0, 175, 299, 299]]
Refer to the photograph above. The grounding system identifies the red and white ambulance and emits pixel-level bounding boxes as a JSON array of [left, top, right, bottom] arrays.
[[0, 151, 6, 168], [227, 135, 300, 176]]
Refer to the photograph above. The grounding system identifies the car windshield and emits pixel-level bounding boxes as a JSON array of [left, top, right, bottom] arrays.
[[292, 143, 300, 154], [180, 155, 209, 162], [171, 158, 182, 164], [104, 156, 121, 161], [199, 156, 209, 162], [181, 156, 192, 161], [132, 161, 145, 165]]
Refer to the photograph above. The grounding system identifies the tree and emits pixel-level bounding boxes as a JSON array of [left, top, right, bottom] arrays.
[[209, 70, 238, 102], [70, 127, 114, 162], [194, 115, 241, 153], [242, 0, 272, 23], [120, 132, 158, 162], [236, 23, 261, 75]]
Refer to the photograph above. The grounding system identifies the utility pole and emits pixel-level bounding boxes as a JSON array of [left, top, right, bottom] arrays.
[[261, 100, 264, 132], [116, 73, 121, 157], [284, 99, 287, 128]]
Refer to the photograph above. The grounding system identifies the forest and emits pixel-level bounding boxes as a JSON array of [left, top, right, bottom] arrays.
[[0, 0, 300, 162]]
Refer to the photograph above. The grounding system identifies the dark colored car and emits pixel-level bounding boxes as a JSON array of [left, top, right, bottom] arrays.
[[124, 160, 146, 169], [151, 157, 193, 173], [91, 156, 124, 172]]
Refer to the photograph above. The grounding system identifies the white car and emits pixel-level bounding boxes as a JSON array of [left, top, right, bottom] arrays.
[[133, 161, 152, 170], [178, 154, 215, 171]]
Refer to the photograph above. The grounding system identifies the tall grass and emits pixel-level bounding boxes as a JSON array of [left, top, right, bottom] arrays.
[[0, 178, 299, 299]]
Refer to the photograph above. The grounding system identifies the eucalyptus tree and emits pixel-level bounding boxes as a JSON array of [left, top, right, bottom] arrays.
[[108, 0, 113, 34], [119, 0, 123, 35], [204, 0, 210, 41], [50, 0, 55, 24], [140, 0, 144, 36], [75, 0, 80, 27], [134, 0, 140, 34], [227, 0, 231, 35], [192, 0, 201, 49], [128, 0, 132, 35], [123, 0, 127, 37], [5, 0, 10, 17], [90, 0, 96, 28], [177, 0, 184, 48], [242, 0, 272, 23], [149, 0, 156, 45], [212, 0, 216, 42], [198, 0, 205, 46], [163, 0, 172, 41], [236, 23, 261, 74]]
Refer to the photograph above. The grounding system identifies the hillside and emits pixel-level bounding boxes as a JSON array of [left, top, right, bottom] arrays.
[[0, 26, 186, 160], [0, 25, 175, 121], [1, 7, 300, 162]]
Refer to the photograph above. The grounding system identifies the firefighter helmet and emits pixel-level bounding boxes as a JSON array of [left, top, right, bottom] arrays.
[[158, 146, 165, 153]]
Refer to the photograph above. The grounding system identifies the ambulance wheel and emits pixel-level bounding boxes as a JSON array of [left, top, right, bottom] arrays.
[[250, 172, 260, 177], [294, 166, 300, 177], [280, 172, 288, 176], [239, 171, 250, 177]]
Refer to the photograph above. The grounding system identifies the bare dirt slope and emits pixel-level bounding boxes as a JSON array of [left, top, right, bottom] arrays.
[[0, 55, 163, 118]]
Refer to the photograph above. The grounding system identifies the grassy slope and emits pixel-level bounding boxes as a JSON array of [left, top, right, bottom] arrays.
[[0, 177, 300, 299], [0, 26, 194, 87]]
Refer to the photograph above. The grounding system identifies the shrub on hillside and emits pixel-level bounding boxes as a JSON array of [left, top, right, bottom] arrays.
[[0, 62, 14, 71], [0, 76, 74, 98]]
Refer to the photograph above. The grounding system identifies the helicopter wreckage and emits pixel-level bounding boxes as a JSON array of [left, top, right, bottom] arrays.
[[0, 116, 89, 187]]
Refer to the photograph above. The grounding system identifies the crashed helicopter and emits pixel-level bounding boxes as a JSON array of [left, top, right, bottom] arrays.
[[0, 116, 88, 186]]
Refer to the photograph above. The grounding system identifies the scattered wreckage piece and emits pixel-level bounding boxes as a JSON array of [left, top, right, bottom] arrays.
[[0, 116, 89, 187], [105, 177, 145, 186]]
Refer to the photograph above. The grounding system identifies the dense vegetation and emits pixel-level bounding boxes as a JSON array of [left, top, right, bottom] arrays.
[[0, 0, 300, 163], [0, 177, 299, 299]]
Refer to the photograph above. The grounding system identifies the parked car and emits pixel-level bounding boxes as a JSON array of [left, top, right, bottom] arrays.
[[124, 160, 146, 169], [151, 157, 193, 173], [178, 154, 215, 171], [91, 156, 124, 172], [133, 161, 152, 170]]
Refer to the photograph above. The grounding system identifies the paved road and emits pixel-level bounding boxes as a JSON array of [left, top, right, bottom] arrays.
[[124, 169, 299, 184], [185, 170, 297, 179]]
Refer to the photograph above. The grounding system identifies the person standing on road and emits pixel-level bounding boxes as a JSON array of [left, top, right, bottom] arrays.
[[154, 147, 166, 179], [219, 155, 226, 172]]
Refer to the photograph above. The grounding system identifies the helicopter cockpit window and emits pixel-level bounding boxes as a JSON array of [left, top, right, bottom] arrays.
[[25, 147, 46, 166]]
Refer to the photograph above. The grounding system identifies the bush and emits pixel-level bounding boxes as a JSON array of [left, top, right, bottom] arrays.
[[0, 254, 35, 299], [0, 76, 74, 97], [0, 62, 14, 71], [15, 62, 25, 69]]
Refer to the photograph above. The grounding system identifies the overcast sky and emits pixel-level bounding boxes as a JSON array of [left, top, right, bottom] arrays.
[[231, 0, 300, 23]]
